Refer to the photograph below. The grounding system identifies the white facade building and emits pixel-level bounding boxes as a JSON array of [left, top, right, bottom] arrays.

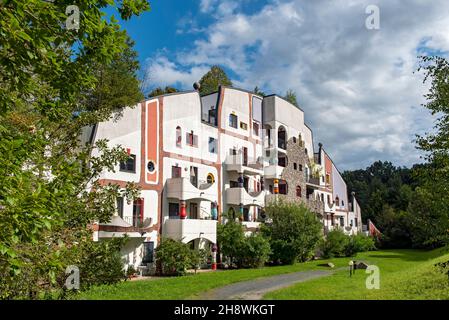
[[83, 86, 363, 270]]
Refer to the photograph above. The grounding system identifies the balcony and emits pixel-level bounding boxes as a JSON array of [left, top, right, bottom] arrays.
[[226, 187, 265, 207], [166, 177, 216, 201], [98, 216, 154, 238], [306, 175, 320, 188], [225, 154, 264, 176], [164, 218, 217, 244], [264, 164, 284, 179]]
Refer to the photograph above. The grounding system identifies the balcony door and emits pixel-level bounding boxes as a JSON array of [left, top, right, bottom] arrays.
[[189, 203, 198, 219], [190, 166, 198, 187], [132, 198, 144, 227], [242, 147, 248, 166]]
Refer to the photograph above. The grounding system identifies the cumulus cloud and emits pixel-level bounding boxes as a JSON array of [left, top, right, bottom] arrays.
[[144, 0, 449, 170]]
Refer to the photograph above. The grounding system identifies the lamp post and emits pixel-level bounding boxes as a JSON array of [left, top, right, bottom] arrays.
[[349, 260, 354, 277]]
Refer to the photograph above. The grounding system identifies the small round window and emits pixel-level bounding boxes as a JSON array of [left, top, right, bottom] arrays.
[[147, 161, 155, 172], [207, 173, 215, 184]]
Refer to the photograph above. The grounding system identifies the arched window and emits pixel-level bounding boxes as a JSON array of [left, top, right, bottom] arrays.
[[335, 196, 340, 206], [296, 186, 302, 197], [278, 126, 286, 149], [207, 173, 215, 184], [293, 136, 297, 144], [176, 126, 182, 147]]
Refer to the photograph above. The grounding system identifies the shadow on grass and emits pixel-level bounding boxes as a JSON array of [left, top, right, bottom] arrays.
[[364, 248, 447, 262]]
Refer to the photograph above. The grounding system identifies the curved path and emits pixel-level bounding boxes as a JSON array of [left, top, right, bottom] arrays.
[[196, 269, 334, 300]]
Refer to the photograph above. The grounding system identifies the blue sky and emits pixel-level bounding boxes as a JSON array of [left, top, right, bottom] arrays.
[[109, 0, 449, 171]]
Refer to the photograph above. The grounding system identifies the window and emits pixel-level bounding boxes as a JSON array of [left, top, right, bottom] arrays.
[[132, 198, 144, 227], [230, 148, 237, 156], [208, 137, 217, 154], [278, 156, 287, 167], [230, 181, 239, 188], [116, 197, 124, 218], [355, 218, 358, 227], [335, 196, 340, 206], [339, 216, 345, 227], [327, 194, 331, 204], [279, 182, 288, 195], [186, 131, 198, 147], [208, 107, 216, 125], [293, 163, 297, 170], [320, 194, 324, 202], [120, 154, 136, 173], [299, 164, 303, 171], [169, 203, 179, 218], [342, 200, 345, 207], [176, 126, 182, 147], [207, 173, 215, 184], [326, 174, 330, 184], [229, 114, 238, 128], [296, 186, 302, 197], [171, 166, 181, 178], [240, 121, 248, 130], [253, 122, 259, 136], [293, 137, 297, 143], [305, 148, 308, 155], [147, 161, 155, 172], [190, 166, 198, 187], [142, 242, 154, 263]]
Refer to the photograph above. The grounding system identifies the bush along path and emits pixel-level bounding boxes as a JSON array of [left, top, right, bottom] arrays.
[[194, 269, 336, 300]]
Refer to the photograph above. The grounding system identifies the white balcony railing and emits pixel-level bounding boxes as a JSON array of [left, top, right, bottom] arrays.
[[165, 177, 216, 201], [164, 219, 217, 244], [226, 187, 265, 207], [225, 154, 264, 175]]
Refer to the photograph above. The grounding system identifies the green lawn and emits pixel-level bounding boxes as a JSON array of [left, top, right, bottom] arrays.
[[77, 258, 349, 300], [78, 248, 449, 300], [264, 248, 449, 300]]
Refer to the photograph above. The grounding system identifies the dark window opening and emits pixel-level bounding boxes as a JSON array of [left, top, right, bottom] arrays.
[[132, 198, 144, 227], [169, 203, 179, 218], [229, 114, 238, 128], [117, 197, 124, 218], [120, 154, 136, 173], [142, 242, 154, 264]]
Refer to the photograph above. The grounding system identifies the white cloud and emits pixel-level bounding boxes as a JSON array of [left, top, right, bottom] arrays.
[[144, 0, 449, 169]]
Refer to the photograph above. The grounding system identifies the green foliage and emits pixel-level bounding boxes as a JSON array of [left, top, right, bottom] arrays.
[[262, 202, 322, 264], [0, 0, 149, 299], [284, 89, 298, 107], [319, 229, 350, 259], [155, 238, 197, 276], [199, 65, 232, 95], [218, 219, 270, 268], [319, 229, 375, 258], [376, 205, 412, 248], [345, 234, 376, 256], [253, 86, 266, 96], [148, 86, 179, 98]]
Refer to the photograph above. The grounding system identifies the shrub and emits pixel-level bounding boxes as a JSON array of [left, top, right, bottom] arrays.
[[236, 233, 271, 268], [319, 229, 350, 259], [320, 230, 376, 258], [262, 202, 322, 264], [218, 219, 271, 268], [155, 238, 196, 276]]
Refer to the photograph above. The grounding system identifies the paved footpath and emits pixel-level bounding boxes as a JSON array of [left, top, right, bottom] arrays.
[[196, 270, 334, 300]]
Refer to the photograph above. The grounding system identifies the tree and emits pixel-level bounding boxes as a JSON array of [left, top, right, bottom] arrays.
[[0, 1, 149, 299], [262, 202, 322, 264], [198, 66, 232, 95], [148, 86, 179, 98], [217, 217, 270, 268], [413, 55, 449, 248], [155, 238, 197, 276], [254, 86, 266, 96], [284, 89, 299, 107]]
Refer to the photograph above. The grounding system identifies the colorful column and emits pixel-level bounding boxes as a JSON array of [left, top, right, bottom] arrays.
[[179, 200, 187, 219], [211, 244, 217, 270], [211, 201, 218, 220], [273, 179, 279, 194]]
